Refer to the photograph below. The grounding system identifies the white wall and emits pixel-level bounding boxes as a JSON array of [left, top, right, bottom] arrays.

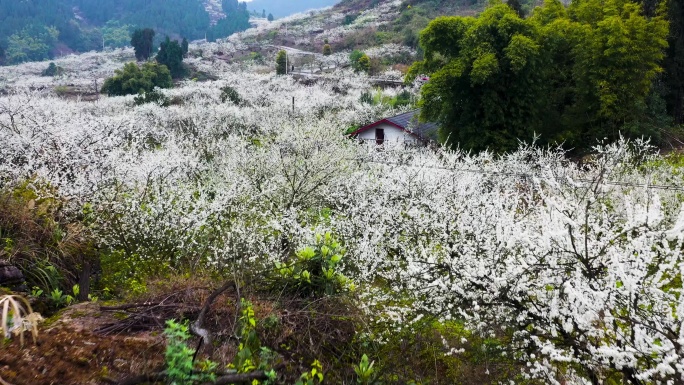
[[356, 123, 420, 146]]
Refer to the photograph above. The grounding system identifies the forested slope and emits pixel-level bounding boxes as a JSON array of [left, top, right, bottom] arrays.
[[0, 0, 251, 65]]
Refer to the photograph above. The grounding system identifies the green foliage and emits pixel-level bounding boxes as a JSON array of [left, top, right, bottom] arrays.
[[0, 0, 100, 58], [101, 62, 173, 96], [360, 88, 413, 108], [349, 50, 366, 72], [181, 38, 189, 57], [157, 36, 185, 78], [229, 299, 277, 383], [409, 0, 669, 153], [207, 0, 251, 42], [41, 62, 64, 77], [268, 13, 275, 22], [353, 354, 377, 385], [359, 92, 374, 105], [295, 360, 324, 385], [276, 50, 287, 75], [662, 0, 684, 124], [164, 319, 217, 385], [343, 14, 358, 25], [49, 288, 74, 308], [72, 0, 211, 41], [250, 51, 265, 64], [134, 90, 170, 107], [357, 54, 371, 74], [131, 28, 155, 61], [220, 86, 242, 105], [102, 20, 133, 49], [6, 25, 59, 64], [272, 233, 354, 297]]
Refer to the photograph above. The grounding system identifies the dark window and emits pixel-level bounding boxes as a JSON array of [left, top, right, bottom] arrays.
[[375, 128, 385, 145]]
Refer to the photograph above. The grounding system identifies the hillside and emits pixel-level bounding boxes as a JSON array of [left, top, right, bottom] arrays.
[[246, 0, 340, 18], [0, 0, 251, 65]]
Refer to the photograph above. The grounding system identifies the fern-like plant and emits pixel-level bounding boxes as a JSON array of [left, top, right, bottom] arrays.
[[0, 294, 41, 346]]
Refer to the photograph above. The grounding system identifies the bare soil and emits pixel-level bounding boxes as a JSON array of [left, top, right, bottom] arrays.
[[0, 303, 164, 385]]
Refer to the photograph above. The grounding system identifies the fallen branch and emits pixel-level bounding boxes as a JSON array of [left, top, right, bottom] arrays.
[[190, 280, 237, 357], [114, 369, 274, 385]]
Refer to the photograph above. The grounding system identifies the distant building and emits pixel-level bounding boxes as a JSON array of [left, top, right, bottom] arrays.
[[350, 109, 439, 147]]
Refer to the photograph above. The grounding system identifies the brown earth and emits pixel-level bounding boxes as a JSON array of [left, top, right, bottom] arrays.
[[0, 303, 165, 385]]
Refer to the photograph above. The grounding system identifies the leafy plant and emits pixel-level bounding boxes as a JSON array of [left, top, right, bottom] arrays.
[[353, 354, 377, 385], [228, 299, 278, 383], [0, 295, 41, 347], [220, 86, 242, 105], [41, 62, 64, 77], [49, 288, 74, 307], [295, 360, 324, 385], [272, 233, 354, 297], [164, 319, 217, 385]]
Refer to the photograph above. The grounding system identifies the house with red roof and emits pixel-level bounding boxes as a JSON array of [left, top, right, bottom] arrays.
[[349, 109, 439, 147]]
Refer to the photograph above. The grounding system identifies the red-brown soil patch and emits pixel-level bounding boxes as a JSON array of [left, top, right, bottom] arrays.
[[0, 303, 164, 385]]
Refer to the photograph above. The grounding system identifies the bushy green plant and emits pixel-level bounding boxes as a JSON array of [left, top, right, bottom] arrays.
[[276, 50, 287, 75], [41, 62, 64, 77], [230, 299, 277, 383], [272, 233, 354, 297], [295, 360, 324, 385], [353, 354, 377, 385], [101, 62, 173, 96], [220, 86, 242, 105], [164, 319, 217, 385]]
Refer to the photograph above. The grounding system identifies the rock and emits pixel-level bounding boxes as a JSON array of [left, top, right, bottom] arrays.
[[0, 259, 26, 289]]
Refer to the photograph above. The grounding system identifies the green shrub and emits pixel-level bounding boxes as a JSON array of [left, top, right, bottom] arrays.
[[42, 62, 64, 77], [220, 86, 242, 105], [164, 319, 217, 385], [271, 233, 354, 297], [101, 62, 173, 96]]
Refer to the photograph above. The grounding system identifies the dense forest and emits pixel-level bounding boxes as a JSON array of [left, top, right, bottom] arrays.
[[407, 0, 684, 153], [0, 0, 251, 65]]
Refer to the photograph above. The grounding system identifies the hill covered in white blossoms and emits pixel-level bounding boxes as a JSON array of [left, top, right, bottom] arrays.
[[1, 2, 684, 384]]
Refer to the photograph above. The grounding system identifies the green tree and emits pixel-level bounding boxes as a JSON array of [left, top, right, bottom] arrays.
[[662, 0, 684, 123], [262, 9, 266, 18], [357, 54, 371, 73], [101, 61, 172, 96], [409, 0, 668, 153], [41, 62, 63, 77], [131, 28, 155, 61], [349, 50, 365, 71], [157, 36, 184, 78], [102, 20, 132, 49], [181, 37, 189, 57], [268, 13, 274, 22], [276, 50, 287, 75], [323, 39, 332, 56], [6, 25, 59, 64]]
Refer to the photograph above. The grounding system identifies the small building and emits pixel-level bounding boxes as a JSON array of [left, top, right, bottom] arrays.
[[350, 109, 439, 147]]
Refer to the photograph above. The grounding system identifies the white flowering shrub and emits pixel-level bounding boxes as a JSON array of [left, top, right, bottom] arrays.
[[1, 45, 684, 384]]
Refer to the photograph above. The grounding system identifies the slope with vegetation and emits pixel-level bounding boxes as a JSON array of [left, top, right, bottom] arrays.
[[0, 0, 254, 65], [1, 0, 684, 384]]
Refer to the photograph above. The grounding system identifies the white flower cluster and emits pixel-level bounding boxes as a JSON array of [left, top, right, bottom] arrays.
[[1, 47, 683, 384]]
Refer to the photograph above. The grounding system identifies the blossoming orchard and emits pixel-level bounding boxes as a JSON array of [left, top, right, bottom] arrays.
[[1, 2, 684, 383]]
